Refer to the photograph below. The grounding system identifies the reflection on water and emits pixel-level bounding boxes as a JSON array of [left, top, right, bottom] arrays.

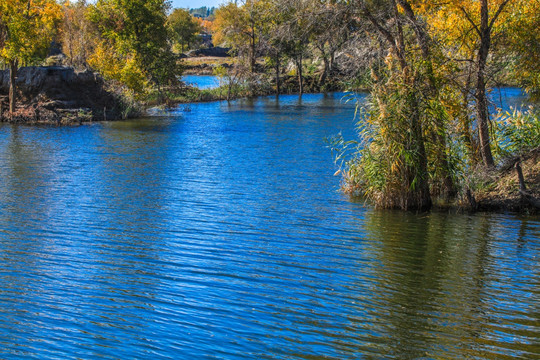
[[0, 93, 538, 359]]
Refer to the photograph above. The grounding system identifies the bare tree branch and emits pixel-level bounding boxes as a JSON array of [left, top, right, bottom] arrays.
[[489, 0, 512, 31], [460, 6, 481, 37]]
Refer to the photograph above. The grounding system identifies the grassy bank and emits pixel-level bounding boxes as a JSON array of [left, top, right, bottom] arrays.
[[467, 148, 540, 213], [182, 56, 234, 75], [145, 72, 351, 106], [336, 105, 540, 215]]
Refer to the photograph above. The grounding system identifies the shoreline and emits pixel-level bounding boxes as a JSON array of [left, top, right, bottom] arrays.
[[346, 147, 540, 216], [2, 68, 537, 216], [0, 86, 350, 125]]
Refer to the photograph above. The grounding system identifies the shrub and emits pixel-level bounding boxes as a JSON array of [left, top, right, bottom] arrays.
[[493, 107, 540, 158]]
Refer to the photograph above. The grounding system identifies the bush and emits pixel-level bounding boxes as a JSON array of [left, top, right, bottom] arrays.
[[493, 107, 540, 158]]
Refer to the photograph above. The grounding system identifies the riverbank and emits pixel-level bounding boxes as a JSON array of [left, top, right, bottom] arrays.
[[468, 148, 540, 213], [397, 148, 540, 215], [160, 75, 349, 105], [347, 149, 540, 215], [182, 56, 234, 75], [0, 66, 128, 125], [0, 62, 355, 123]]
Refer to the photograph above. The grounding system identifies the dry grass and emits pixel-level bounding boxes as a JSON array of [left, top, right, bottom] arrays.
[[473, 148, 540, 212], [181, 57, 234, 67]]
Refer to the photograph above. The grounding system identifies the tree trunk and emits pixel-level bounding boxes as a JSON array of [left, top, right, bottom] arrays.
[[319, 56, 329, 87], [476, 64, 494, 168], [296, 55, 303, 95], [250, 22, 256, 73], [363, 0, 432, 210], [476, 0, 495, 168], [9, 60, 17, 115], [399, 0, 456, 198], [460, 67, 480, 164], [275, 53, 280, 95], [393, 0, 431, 210], [329, 51, 336, 72]]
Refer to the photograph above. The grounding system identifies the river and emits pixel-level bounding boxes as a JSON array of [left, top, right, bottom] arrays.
[[0, 91, 538, 359], [183, 74, 220, 89]]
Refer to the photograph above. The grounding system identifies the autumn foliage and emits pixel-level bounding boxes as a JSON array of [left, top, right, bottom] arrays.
[[0, 0, 62, 113]]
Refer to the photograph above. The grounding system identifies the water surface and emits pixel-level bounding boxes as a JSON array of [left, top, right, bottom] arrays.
[[0, 93, 538, 359], [490, 87, 530, 112], [183, 75, 220, 89]]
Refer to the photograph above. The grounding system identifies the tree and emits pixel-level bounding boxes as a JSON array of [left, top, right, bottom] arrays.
[[61, 0, 97, 68], [418, 0, 515, 168], [213, 0, 265, 73], [257, 0, 286, 94], [167, 8, 200, 52], [0, 0, 63, 114], [353, 0, 433, 210], [273, 0, 311, 95], [505, 0, 540, 98], [213, 3, 248, 56], [88, 0, 181, 96], [307, 0, 353, 87]]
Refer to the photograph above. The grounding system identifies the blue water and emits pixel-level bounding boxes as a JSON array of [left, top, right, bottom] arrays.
[[490, 87, 530, 112], [183, 75, 220, 89], [0, 93, 538, 359]]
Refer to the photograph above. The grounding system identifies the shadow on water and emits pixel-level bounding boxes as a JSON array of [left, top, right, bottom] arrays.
[[345, 211, 540, 359]]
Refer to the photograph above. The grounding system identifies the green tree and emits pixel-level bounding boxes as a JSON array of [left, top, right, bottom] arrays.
[[256, 0, 286, 94], [88, 0, 180, 95], [168, 8, 200, 52], [272, 0, 311, 95]]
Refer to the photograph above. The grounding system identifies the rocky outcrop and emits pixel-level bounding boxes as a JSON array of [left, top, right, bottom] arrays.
[[186, 47, 231, 57], [0, 66, 122, 124]]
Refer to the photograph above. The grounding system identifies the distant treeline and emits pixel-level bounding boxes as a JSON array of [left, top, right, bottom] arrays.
[[189, 6, 215, 19]]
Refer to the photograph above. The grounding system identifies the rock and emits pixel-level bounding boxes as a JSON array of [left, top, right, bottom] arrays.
[[185, 47, 231, 58], [0, 66, 121, 123]]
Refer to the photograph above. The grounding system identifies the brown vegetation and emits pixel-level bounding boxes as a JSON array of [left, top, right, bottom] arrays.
[[471, 148, 540, 213]]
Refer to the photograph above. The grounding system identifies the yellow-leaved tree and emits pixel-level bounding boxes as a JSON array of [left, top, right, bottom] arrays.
[[0, 0, 63, 114], [213, 0, 266, 73], [505, 0, 540, 98], [415, 0, 518, 168]]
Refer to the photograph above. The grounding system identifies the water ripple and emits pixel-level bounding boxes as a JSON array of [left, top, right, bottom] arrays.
[[0, 93, 538, 359]]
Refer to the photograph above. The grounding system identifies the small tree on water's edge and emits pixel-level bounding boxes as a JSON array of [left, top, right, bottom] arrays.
[[0, 0, 63, 115]]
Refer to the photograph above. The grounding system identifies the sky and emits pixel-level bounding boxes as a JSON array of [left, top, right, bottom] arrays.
[[171, 0, 225, 9]]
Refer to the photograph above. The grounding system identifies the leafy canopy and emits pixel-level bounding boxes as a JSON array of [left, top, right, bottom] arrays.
[[0, 0, 63, 66], [87, 0, 180, 94], [167, 8, 201, 51]]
